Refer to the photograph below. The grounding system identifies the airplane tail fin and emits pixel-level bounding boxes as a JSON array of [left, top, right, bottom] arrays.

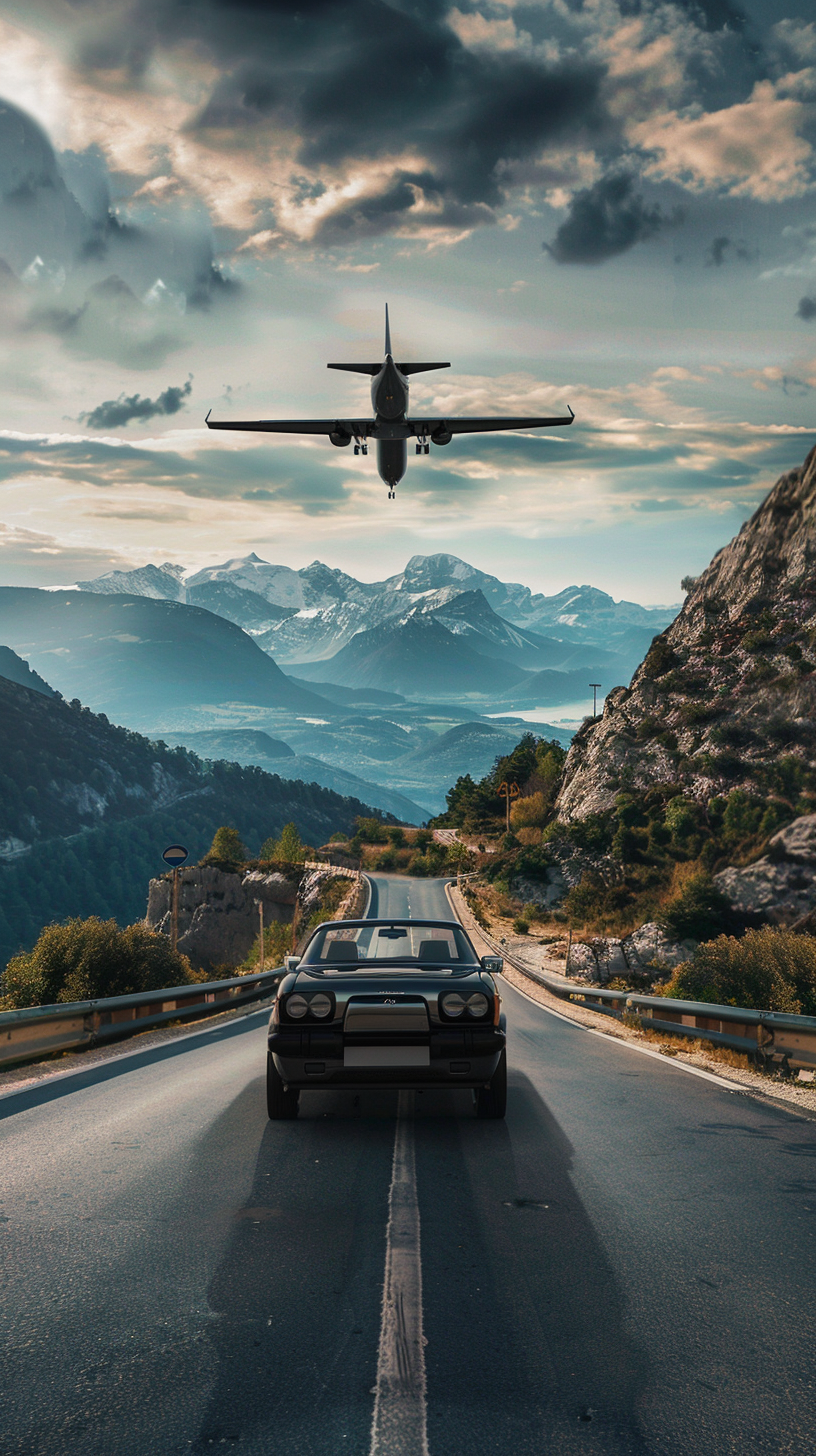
[[385, 302, 391, 357]]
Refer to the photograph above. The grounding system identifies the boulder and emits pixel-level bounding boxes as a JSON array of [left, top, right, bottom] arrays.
[[714, 859, 816, 925], [566, 921, 696, 984], [768, 814, 816, 863]]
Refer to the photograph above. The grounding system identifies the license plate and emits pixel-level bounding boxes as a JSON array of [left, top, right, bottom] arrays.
[[344, 1046, 430, 1068]]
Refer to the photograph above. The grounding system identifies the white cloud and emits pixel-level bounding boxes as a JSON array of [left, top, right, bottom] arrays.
[[629, 79, 815, 202]]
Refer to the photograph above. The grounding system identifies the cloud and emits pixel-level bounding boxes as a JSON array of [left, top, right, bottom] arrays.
[[81, 378, 193, 429], [629, 79, 815, 201], [544, 171, 681, 265], [705, 235, 755, 266], [797, 296, 816, 321], [0, 521, 133, 586]]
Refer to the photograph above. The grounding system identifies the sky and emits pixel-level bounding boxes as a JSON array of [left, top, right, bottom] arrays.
[[1, 0, 815, 605]]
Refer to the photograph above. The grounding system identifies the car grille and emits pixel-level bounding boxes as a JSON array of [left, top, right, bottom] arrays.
[[344, 997, 429, 1034]]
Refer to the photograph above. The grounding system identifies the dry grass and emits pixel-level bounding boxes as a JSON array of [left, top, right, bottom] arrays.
[[623, 1016, 754, 1070]]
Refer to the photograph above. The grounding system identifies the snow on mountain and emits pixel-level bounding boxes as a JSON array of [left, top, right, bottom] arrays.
[[76, 563, 186, 600], [77, 552, 678, 670]]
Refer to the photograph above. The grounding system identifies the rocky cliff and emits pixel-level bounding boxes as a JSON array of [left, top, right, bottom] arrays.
[[557, 444, 816, 821], [146, 866, 301, 973]]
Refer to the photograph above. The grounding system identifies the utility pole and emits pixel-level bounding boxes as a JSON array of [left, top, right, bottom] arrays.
[[172, 868, 179, 953], [590, 683, 602, 719], [161, 845, 188, 955], [255, 898, 265, 971], [497, 780, 520, 833]]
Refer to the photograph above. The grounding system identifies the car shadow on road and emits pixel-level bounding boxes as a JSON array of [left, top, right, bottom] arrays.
[[415, 1069, 653, 1453], [186, 1072, 651, 1455], [186, 1087, 399, 1456]]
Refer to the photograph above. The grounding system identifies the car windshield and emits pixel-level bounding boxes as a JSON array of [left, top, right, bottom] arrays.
[[300, 920, 478, 972]]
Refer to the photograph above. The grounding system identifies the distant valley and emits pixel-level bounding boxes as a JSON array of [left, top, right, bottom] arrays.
[[0, 552, 676, 818]]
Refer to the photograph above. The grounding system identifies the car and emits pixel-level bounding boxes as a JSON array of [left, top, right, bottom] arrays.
[[267, 918, 507, 1119]]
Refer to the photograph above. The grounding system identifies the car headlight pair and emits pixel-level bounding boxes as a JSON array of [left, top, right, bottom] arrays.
[[441, 992, 489, 1020], [285, 992, 333, 1020]]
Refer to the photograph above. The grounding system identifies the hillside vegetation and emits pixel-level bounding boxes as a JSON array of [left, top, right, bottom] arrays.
[[0, 675, 388, 966]]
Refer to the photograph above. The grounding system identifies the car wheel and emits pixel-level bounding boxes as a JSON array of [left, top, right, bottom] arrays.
[[267, 1051, 300, 1119], [476, 1049, 507, 1119]]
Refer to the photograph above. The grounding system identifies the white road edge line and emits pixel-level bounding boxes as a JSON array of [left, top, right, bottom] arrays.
[[369, 1090, 429, 1456], [502, 975, 745, 1091]]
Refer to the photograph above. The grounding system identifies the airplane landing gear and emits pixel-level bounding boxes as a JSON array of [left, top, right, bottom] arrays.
[[353, 434, 368, 456], [415, 432, 430, 455]]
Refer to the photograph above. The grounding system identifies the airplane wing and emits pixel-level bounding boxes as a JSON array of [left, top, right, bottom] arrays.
[[205, 414, 370, 436], [412, 409, 574, 436]]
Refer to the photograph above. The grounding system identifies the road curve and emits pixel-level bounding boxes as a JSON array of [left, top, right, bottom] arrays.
[[1, 874, 815, 1455]]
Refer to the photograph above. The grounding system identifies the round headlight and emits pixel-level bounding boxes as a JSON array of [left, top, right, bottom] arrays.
[[309, 993, 332, 1019], [286, 994, 308, 1019], [442, 993, 465, 1018], [466, 993, 489, 1018]]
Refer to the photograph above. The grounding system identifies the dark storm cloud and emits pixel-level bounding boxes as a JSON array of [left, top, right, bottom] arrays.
[[80, 378, 193, 429], [544, 173, 682, 266], [76, 0, 608, 238], [797, 296, 816, 321]]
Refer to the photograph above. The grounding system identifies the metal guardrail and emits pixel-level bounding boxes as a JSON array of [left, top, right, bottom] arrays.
[[451, 883, 816, 1073], [0, 866, 369, 1072], [0, 966, 283, 1070]]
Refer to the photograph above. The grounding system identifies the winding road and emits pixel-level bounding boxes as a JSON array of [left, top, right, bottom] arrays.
[[2, 875, 815, 1455]]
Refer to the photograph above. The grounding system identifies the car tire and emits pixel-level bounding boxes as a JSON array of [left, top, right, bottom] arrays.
[[267, 1051, 299, 1119], [476, 1049, 507, 1119]]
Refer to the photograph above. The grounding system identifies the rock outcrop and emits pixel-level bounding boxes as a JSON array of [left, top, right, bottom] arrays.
[[146, 866, 300, 973], [567, 922, 696, 984], [714, 813, 816, 926], [557, 444, 816, 820]]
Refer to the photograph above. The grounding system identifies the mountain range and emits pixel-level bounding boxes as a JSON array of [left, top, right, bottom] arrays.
[[0, 588, 333, 726], [78, 552, 676, 683]]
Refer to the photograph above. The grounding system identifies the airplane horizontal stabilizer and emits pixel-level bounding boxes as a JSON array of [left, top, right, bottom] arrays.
[[398, 362, 451, 375], [326, 363, 381, 375]]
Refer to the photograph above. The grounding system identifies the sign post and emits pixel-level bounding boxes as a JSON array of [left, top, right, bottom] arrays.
[[162, 845, 189, 953], [254, 898, 265, 972], [497, 780, 521, 834]]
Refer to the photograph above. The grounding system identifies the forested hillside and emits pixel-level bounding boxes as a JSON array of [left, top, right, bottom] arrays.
[[0, 676, 384, 964]]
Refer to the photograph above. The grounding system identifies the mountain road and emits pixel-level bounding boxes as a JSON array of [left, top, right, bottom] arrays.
[[2, 875, 815, 1454]]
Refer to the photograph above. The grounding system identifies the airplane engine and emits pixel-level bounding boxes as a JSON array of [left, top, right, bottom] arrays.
[[329, 426, 352, 447], [431, 425, 452, 446]]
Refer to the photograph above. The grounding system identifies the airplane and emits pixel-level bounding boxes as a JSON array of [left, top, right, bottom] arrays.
[[206, 306, 574, 498]]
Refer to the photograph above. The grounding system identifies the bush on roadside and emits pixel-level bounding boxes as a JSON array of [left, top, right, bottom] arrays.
[[659, 927, 816, 1014], [2, 916, 202, 1009], [660, 871, 730, 942]]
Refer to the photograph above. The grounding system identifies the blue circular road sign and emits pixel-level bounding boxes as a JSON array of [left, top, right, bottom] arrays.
[[162, 844, 189, 868]]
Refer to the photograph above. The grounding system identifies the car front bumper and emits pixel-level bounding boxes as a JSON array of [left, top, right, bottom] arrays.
[[269, 1024, 506, 1089]]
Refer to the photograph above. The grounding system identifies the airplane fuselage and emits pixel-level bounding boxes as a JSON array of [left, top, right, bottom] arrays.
[[371, 355, 410, 491]]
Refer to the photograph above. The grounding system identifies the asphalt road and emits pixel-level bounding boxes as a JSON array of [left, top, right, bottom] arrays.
[[2, 875, 816, 1455]]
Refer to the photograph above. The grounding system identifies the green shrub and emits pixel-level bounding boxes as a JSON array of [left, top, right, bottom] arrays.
[[388, 826, 406, 847], [260, 821, 305, 864], [2, 917, 201, 1009], [660, 871, 730, 941], [512, 918, 529, 935], [661, 928, 816, 1014], [375, 849, 397, 871], [201, 825, 247, 869], [355, 817, 388, 844]]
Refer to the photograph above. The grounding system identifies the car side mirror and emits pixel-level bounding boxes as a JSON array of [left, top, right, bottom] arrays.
[[285, 955, 301, 972], [481, 955, 503, 974]]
